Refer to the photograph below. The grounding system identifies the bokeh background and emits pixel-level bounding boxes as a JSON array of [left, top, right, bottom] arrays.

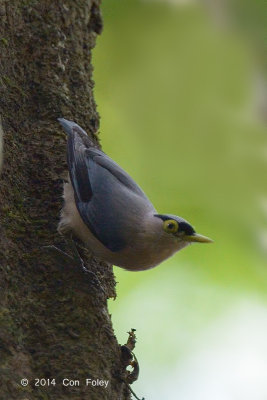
[[93, 1, 267, 398]]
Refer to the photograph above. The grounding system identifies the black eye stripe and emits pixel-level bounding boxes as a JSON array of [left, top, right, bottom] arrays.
[[155, 214, 195, 235], [179, 222, 195, 235]]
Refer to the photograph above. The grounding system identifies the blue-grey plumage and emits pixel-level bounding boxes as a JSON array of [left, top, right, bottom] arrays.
[[58, 119, 212, 271]]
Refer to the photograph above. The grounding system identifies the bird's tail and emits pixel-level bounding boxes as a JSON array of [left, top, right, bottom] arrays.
[[58, 118, 96, 148], [58, 118, 88, 136]]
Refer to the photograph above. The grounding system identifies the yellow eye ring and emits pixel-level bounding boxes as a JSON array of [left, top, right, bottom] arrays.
[[163, 219, 179, 234]]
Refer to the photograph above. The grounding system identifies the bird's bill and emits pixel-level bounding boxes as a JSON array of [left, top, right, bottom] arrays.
[[183, 233, 213, 243]]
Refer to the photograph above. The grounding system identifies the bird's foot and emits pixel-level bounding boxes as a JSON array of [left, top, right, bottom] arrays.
[[43, 245, 75, 265], [44, 241, 105, 294], [43, 244, 84, 270], [64, 238, 86, 271]]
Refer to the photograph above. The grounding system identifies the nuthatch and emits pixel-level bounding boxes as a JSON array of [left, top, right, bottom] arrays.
[[58, 119, 212, 271]]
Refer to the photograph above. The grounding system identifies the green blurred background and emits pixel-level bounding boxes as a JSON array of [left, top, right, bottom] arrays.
[[93, 1, 267, 398]]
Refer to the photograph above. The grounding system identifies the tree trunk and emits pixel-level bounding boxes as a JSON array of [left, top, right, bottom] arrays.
[[0, 1, 131, 399]]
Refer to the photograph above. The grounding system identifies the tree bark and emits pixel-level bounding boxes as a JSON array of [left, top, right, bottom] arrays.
[[0, 1, 131, 399]]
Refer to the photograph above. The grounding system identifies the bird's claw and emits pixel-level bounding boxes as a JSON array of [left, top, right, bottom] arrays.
[[43, 244, 84, 270], [43, 243, 105, 294]]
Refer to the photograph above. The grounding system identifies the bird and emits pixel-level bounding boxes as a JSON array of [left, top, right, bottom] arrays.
[[57, 118, 212, 271]]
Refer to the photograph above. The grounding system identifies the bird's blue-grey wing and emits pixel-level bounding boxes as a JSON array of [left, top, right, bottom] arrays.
[[65, 123, 154, 252]]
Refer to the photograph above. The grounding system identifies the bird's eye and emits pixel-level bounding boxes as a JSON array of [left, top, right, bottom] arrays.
[[163, 219, 179, 234]]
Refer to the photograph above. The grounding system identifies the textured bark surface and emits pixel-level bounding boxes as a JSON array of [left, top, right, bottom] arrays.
[[0, 1, 131, 399]]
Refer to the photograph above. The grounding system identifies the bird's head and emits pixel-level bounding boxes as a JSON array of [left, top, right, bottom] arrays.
[[154, 214, 213, 245]]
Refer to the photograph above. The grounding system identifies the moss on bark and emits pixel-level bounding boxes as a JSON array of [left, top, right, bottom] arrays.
[[0, 1, 131, 399]]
